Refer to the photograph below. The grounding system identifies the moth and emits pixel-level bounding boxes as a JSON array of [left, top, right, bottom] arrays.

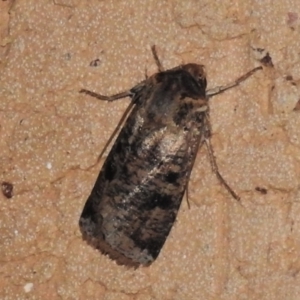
[[79, 46, 262, 267]]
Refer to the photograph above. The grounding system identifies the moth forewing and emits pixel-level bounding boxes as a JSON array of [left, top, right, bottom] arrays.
[[79, 46, 262, 267]]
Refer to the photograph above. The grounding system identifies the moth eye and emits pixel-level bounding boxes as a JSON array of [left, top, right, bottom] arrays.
[[198, 73, 205, 80], [199, 77, 207, 90]]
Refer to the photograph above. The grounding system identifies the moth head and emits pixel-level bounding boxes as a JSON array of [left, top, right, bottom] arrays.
[[181, 63, 207, 91]]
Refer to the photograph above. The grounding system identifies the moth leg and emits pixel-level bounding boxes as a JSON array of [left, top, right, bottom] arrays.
[[102, 101, 135, 160], [80, 86, 136, 170], [206, 66, 262, 98], [203, 115, 240, 200], [79, 89, 132, 101], [185, 139, 206, 209], [151, 45, 164, 72], [144, 66, 149, 79], [184, 128, 207, 209], [205, 137, 240, 200]]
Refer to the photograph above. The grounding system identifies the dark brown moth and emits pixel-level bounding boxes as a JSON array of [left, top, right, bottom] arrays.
[[79, 46, 262, 267]]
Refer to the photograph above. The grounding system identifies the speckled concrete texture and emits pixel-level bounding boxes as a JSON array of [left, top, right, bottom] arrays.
[[1, 0, 300, 299]]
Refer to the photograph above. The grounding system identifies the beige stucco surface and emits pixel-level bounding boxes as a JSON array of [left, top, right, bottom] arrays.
[[1, 0, 300, 299]]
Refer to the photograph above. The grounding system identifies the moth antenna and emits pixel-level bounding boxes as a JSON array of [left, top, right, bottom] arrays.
[[206, 66, 262, 98], [80, 89, 132, 101], [151, 45, 164, 72]]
